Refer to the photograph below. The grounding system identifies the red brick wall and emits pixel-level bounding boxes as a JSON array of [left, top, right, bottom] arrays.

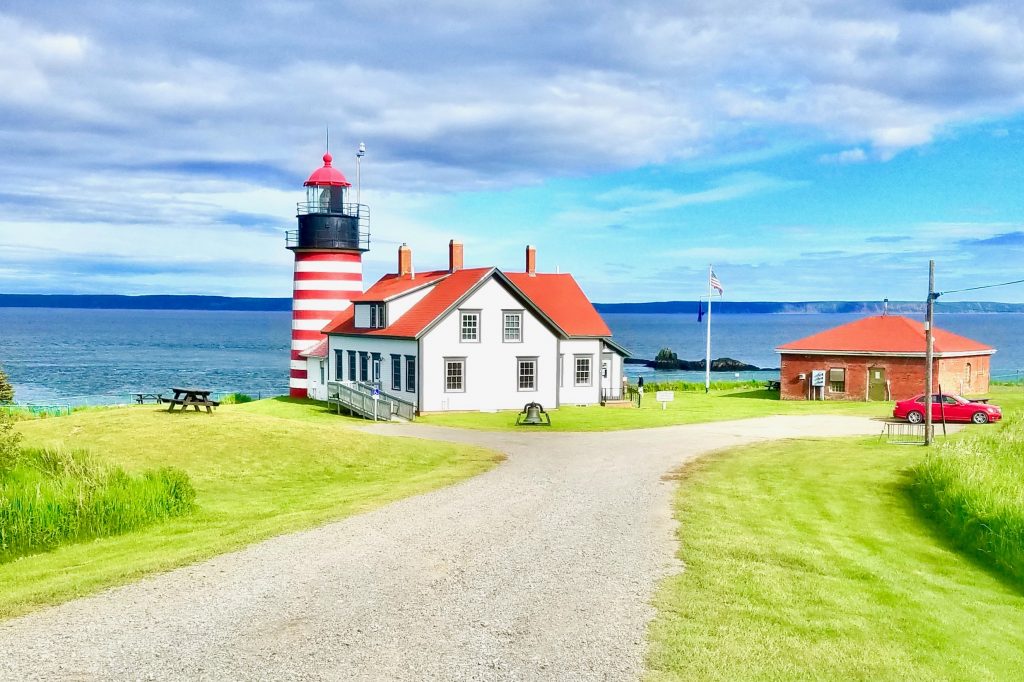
[[779, 353, 991, 401]]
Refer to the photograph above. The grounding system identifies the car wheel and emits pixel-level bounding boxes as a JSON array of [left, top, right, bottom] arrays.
[[907, 410, 924, 424], [972, 412, 989, 424]]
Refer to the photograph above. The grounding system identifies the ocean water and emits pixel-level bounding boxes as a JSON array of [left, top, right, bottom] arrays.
[[1, 308, 1022, 405]]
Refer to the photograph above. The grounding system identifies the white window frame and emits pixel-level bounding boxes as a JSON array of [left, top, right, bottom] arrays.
[[460, 310, 480, 343], [574, 355, 592, 387], [503, 310, 523, 343], [444, 357, 466, 392], [828, 367, 846, 393], [517, 357, 537, 391]]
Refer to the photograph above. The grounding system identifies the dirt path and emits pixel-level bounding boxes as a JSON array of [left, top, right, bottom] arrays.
[[0, 416, 881, 681]]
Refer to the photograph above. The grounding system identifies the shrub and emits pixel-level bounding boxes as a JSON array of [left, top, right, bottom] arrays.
[[220, 392, 254, 404], [0, 446, 196, 562], [910, 415, 1024, 585], [0, 364, 13, 403], [0, 412, 22, 469]]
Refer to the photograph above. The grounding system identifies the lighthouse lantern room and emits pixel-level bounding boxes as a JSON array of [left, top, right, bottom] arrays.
[[285, 150, 369, 397]]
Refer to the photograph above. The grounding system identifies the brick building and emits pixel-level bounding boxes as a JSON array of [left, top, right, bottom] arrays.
[[775, 315, 995, 401]]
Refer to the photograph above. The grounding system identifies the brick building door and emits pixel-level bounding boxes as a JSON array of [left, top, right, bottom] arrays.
[[868, 366, 887, 401]]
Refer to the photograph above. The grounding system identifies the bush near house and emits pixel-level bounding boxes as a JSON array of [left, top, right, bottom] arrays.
[[911, 414, 1024, 585], [219, 392, 255, 404]]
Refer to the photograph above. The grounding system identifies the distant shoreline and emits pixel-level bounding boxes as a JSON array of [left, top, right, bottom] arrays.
[[1, 294, 1022, 314]]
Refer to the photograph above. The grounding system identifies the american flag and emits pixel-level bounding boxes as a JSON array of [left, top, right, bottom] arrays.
[[710, 269, 724, 294]]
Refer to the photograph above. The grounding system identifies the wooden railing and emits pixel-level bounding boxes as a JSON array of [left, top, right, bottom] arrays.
[[327, 381, 416, 421]]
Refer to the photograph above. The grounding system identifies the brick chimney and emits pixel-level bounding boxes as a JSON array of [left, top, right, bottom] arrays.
[[449, 239, 464, 273], [525, 245, 536, 277], [398, 243, 413, 279]]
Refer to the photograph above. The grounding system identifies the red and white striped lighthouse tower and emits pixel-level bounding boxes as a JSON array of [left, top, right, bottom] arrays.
[[285, 150, 369, 397]]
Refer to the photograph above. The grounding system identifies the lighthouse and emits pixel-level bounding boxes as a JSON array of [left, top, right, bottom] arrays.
[[285, 150, 369, 397]]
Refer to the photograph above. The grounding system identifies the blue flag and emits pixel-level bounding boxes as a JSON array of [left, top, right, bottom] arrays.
[[697, 301, 704, 323]]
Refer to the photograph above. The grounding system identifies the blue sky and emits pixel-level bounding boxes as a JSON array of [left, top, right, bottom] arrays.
[[1, 1, 1023, 303]]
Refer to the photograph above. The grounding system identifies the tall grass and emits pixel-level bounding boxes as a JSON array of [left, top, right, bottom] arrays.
[[640, 379, 763, 393], [219, 392, 254, 404], [911, 415, 1024, 585], [0, 446, 196, 563]]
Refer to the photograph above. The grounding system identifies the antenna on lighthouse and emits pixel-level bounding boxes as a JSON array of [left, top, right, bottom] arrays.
[[356, 142, 366, 208]]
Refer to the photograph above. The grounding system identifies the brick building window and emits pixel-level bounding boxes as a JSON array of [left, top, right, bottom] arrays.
[[828, 367, 846, 393], [964, 362, 972, 388]]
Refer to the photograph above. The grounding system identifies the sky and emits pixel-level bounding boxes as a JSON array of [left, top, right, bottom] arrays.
[[1, 1, 1023, 303]]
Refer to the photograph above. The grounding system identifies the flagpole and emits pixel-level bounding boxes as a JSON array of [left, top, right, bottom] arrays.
[[705, 264, 712, 393]]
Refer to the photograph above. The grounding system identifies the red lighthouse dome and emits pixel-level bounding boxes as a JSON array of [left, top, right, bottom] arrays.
[[304, 152, 351, 187]]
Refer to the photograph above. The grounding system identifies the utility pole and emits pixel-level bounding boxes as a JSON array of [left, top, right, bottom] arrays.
[[924, 260, 935, 446]]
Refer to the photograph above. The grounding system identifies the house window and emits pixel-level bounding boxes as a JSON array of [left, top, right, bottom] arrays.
[[460, 311, 480, 342], [964, 362, 972, 388], [445, 358, 465, 392], [372, 353, 382, 384], [406, 355, 417, 393], [518, 358, 537, 391], [319, 361, 325, 385], [391, 355, 402, 391], [347, 351, 356, 382], [829, 367, 846, 393], [559, 354, 565, 387], [359, 352, 368, 382], [335, 350, 344, 381], [575, 356, 592, 386], [369, 303, 386, 329], [503, 311, 522, 342]]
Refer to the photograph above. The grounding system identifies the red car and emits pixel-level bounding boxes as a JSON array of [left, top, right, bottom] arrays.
[[893, 393, 1002, 424]]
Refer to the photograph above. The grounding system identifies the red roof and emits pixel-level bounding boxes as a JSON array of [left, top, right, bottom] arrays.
[[323, 268, 492, 337], [323, 267, 614, 340], [505, 273, 612, 337], [777, 315, 994, 355], [304, 152, 351, 187], [349, 270, 451, 302], [299, 337, 329, 358]]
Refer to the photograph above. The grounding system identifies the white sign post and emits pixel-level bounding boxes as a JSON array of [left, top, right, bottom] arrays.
[[811, 370, 825, 401], [372, 387, 380, 420], [655, 390, 674, 410]]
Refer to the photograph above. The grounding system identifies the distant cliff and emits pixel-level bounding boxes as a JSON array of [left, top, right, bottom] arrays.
[[593, 300, 1024, 314]]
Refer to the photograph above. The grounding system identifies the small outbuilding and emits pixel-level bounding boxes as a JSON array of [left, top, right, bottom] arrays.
[[775, 315, 996, 401]]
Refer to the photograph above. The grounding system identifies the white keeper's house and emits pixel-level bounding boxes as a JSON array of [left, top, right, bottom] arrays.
[[305, 240, 628, 414]]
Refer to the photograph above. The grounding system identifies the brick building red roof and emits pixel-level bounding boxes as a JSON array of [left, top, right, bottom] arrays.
[[776, 315, 995, 355], [323, 268, 613, 340]]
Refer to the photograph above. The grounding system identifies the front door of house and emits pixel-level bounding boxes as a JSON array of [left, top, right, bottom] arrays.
[[868, 366, 886, 401]]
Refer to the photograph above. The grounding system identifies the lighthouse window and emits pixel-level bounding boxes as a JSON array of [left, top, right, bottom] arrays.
[[503, 311, 523, 342], [460, 311, 480, 342]]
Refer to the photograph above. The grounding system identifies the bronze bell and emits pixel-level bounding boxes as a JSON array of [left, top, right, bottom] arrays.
[[523, 403, 543, 424]]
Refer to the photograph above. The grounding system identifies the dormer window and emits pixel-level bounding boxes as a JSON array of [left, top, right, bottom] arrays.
[[369, 303, 386, 329]]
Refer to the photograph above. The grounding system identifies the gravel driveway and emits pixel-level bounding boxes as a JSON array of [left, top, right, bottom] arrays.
[[0, 415, 881, 681]]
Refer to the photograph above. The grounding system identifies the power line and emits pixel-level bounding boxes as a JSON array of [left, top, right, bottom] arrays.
[[937, 277, 1024, 297]]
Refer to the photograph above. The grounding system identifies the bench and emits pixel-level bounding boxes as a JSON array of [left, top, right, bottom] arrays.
[[165, 388, 218, 414], [765, 380, 781, 391]]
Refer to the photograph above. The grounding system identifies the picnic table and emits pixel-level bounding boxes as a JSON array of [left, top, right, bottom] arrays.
[[165, 387, 219, 414], [134, 392, 164, 404], [765, 380, 781, 391]]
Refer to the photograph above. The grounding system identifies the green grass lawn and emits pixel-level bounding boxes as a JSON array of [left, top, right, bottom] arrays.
[[1, 398, 500, 619], [419, 387, 890, 431], [646, 432, 1024, 680]]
